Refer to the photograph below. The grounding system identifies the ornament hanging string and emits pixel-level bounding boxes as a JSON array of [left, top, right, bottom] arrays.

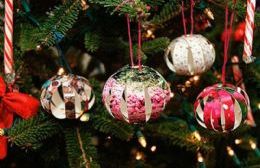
[[137, 18, 142, 70], [181, 0, 194, 35], [181, 1, 187, 36], [221, 1, 237, 85], [126, 14, 134, 67], [190, 0, 194, 35]]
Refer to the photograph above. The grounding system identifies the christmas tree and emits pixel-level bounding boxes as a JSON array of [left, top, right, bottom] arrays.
[[0, 0, 259, 167]]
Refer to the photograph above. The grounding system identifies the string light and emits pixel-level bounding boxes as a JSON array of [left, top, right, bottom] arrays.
[[136, 131, 147, 148], [227, 146, 234, 156], [227, 146, 241, 166], [197, 152, 206, 168], [249, 140, 260, 157], [257, 103, 260, 110], [192, 131, 202, 141], [80, 113, 90, 122], [57, 67, 65, 76], [197, 152, 204, 162], [150, 145, 157, 152], [249, 140, 257, 149], [193, 75, 200, 82], [234, 139, 242, 145], [135, 151, 143, 160], [36, 45, 42, 51]]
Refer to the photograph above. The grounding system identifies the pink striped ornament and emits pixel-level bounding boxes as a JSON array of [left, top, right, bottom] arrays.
[[4, 0, 15, 82], [243, 0, 256, 64]]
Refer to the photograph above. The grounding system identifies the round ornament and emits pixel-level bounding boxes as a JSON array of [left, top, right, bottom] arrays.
[[165, 34, 215, 76], [194, 83, 249, 132], [40, 73, 95, 119], [102, 65, 171, 124]]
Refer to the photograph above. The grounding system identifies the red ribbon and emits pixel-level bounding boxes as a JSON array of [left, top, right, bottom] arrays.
[[0, 76, 39, 159]]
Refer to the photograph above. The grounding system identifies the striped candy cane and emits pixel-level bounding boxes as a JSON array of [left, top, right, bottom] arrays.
[[4, 0, 15, 83], [243, 0, 256, 64]]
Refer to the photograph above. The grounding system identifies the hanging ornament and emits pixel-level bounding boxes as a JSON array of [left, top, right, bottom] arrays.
[[165, 0, 215, 76], [194, 83, 249, 132], [102, 65, 171, 124], [194, 2, 250, 132], [40, 68, 95, 120], [234, 22, 245, 42], [165, 34, 215, 76]]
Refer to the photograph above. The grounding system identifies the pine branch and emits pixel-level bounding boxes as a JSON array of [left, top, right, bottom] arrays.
[[89, 0, 148, 18], [37, 0, 82, 47], [150, 1, 182, 27], [145, 120, 214, 153], [64, 127, 100, 168], [84, 31, 101, 52], [139, 37, 170, 55], [7, 113, 61, 150]]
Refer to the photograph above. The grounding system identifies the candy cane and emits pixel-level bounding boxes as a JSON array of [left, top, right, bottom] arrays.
[[243, 0, 256, 64], [4, 0, 15, 83]]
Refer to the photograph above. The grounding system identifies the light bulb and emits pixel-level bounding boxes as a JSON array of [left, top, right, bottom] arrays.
[[227, 146, 234, 156], [235, 139, 242, 145], [150, 145, 157, 152]]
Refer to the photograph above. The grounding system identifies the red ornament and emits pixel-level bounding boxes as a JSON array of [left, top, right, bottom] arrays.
[[234, 22, 246, 42], [194, 83, 249, 132], [0, 77, 39, 159]]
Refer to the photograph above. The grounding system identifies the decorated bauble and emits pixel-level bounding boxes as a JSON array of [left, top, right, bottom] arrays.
[[40, 70, 95, 119], [165, 34, 215, 76], [234, 22, 246, 42], [102, 65, 171, 124], [194, 83, 249, 132]]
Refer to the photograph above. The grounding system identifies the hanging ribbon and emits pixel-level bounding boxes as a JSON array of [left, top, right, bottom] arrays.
[[181, 0, 195, 35], [126, 14, 134, 67], [124, 10, 143, 69], [190, 0, 194, 35], [221, 1, 236, 85], [181, 1, 187, 36], [137, 18, 142, 70], [0, 0, 40, 159]]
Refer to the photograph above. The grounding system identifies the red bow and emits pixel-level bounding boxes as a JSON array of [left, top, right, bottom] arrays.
[[0, 77, 39, 159]]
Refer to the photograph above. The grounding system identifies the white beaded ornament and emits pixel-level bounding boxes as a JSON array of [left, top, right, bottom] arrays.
[[165, 34, 215, 76], [40, 73, 95, 119]]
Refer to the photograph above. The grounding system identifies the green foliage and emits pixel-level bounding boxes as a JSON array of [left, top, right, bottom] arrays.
[[150, 1, 181, 26], [141, 37, 170, 55], [145, 120, 214, 153], [89, 0, 149, 18], [64, 127, 100, 168], [7, 113, 61, 150], [17, 23, 40, 52], [36, 0, 81, 47], [84, 31, 101, 52]]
